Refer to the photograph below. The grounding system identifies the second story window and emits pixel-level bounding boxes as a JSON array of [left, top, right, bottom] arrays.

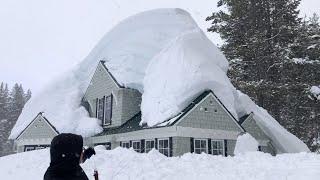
[[97, 97, 104, 121], [96, 94, 113, 125], [104, 95, 113, 125]]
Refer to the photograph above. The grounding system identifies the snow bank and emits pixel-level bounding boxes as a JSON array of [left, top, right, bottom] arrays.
[[1, 148, 320, 180], [10, 8, 309, 153], [234, 133, 259, 155]]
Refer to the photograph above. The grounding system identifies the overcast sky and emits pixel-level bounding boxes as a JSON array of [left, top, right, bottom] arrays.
[[0, 0, 319, 95]]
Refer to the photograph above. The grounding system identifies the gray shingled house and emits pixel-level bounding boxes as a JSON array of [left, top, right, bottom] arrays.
[[81, 61, 276, 156], [15, 61, 276, 156]]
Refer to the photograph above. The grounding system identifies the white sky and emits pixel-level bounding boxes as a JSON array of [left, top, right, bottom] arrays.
[[0, 0, 319, 95]]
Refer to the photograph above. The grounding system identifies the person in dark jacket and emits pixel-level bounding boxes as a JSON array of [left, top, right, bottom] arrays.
[[44, 133, 96, 180]]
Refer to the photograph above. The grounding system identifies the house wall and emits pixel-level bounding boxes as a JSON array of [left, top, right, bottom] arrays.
[[17, 116, 58, 140], [177, 94, 243, 132], [83, 62, 141, 128], [241, 115, 276, 155], [241, 115, 269, 141], [119, 88, 141, 125], [172, 137, 190, 156], [226, 140, 237, 156]]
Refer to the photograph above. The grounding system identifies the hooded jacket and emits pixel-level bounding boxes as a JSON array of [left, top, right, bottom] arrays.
[[44, 133, 89, 180]]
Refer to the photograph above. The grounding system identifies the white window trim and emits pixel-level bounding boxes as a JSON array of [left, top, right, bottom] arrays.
[[211, 140, 225, 155], [121, 141, 130, 148], [157, 138, 170, 156], [132, 140, 141, 152], [145, 139, 155, 153], [194, 139, 208, 154]]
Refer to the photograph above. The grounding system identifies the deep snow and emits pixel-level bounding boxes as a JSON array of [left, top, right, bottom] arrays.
[[10, 9, 309, 153], [0, 147, 320, 180]]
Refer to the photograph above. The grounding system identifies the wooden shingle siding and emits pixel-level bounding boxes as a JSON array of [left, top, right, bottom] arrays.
[[119, 88, 142, 125], [241, 115, 269, 141], [83, 62, 142, 128], [172, 137, 191, 156], [177, 94, 243, 132], [17, 115, 58, 140]]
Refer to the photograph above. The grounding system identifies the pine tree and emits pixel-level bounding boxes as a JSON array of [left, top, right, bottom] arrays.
[[8, 84, 26, 121], [206, 0, 320, 151], [25, 89, 32, 103]]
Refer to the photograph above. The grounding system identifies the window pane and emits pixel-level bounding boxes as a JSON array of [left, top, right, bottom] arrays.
[[212, 149, 218, 155], [104, 95, 112, 124], [195, 140, 200, 148], [159, 140, 163, 148], [164, 139, 168, 148], [212, 141, 217, 149], [200, 140, 206, 149]]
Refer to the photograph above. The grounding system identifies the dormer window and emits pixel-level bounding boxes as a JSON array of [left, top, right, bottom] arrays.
[[96, 94, 113, 126]]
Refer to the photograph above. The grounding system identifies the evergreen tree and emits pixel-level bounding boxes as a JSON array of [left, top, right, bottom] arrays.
[[9, 84, 25, 118], [25, 89, 32, 103], [206, 0, 320, 151]]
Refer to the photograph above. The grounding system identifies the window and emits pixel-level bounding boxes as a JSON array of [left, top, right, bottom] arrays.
[[104, 95, 113, 125], [96, 94, 113, 125], [24, 146, 35, 152], [145, 140, 155, 153], [158, 138, 170, 157], [132, 141, 141, 152], [97, 97, 104, 121], [121, 141, 130, 148], [194, 139, 207, 154], [211, 140, 224, 155]]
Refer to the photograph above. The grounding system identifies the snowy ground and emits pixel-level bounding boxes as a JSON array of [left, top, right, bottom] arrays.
[[1, 147, 320, 180]]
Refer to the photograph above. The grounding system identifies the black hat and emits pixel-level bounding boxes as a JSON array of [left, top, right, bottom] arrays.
[[49, 133, 83, 170]]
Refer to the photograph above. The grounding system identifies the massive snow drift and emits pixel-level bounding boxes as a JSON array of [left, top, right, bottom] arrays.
[[10, 8, 309, 153]]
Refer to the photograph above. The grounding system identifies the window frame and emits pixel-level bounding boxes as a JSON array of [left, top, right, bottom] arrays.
[[96, 97, 104, 121], [132, 140, 141, 153], [158, 138, 170, 157], [194, 139, 208, 154], [145, 139, 155, 153], [121, 141, 130, 149], [211, 140, 225, 155], [103, 94, 113, 126]]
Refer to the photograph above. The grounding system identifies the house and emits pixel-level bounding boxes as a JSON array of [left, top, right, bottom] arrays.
[[82, 61, 276, 156], [14, 112, 59, 152], [15, 61, 276, 156]]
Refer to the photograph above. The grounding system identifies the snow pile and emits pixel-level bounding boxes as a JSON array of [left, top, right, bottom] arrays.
[[10, 8, 309, 153], [310, 86, 320, 100], [140, 29, 233, 125], [234, 133, 259, 155], [1, 148, 320, 180]]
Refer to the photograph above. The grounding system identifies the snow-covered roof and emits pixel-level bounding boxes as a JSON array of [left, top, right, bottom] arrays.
[[10, 8, 309, 153]]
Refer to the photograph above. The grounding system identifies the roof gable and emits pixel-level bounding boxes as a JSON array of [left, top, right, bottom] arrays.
[[83, 61, 123, 101], [175, 91, 244, 132], [240, 113, 270, 141], [16, 112, 59, 140]]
